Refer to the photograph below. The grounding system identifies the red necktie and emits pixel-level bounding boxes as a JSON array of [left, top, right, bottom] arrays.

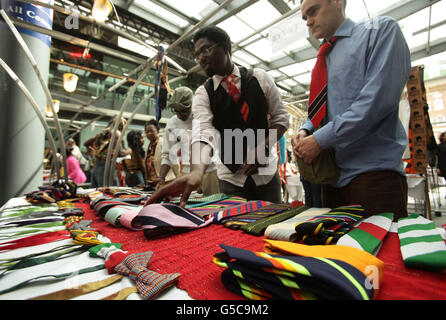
[[223, 74, 249, 122], [308, 37, 338, 129]]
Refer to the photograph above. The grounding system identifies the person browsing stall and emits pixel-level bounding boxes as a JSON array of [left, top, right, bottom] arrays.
[[156, 86, 219, 196], [291, 0, 411, 220], [145, 26, 289, 207]]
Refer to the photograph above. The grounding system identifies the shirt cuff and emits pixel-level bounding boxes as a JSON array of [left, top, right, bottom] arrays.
[[301, 119, 315, 134], [313, 122, 335, 150]]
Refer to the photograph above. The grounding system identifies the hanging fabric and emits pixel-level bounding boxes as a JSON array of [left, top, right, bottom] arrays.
[[154, 46, 166, 121]]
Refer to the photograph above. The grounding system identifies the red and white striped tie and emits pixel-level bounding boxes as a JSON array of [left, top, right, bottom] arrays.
[[308, 37, 338, 129], [223, 74, 249, 122]]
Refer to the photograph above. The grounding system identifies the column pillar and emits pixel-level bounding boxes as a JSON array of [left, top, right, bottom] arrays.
[[0, 0, 53, 206]]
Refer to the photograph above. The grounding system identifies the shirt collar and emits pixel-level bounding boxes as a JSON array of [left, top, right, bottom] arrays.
[[212, 64, 240, 91], [333, 18, 355, 38]]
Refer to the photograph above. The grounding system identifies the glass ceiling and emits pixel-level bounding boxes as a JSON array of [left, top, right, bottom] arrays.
[[114, 0, 446, 97]]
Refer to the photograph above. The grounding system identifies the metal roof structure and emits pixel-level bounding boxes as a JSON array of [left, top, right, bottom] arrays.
[[3, 0, 446, 186], [6, 0, 446, 121]]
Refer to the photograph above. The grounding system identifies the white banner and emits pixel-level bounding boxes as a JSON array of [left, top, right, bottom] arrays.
[[269, 13, 308, 53]]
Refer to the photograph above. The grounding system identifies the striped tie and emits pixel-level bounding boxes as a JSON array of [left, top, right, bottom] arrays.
[[222, 74, 249, 122], [214, 244, 374, 300], [397, 214, 446, 272], [337, 212, 394, 255], [293, 205, 364, 245], [134, 203, 213, 239], [308, 37, 338, 129]]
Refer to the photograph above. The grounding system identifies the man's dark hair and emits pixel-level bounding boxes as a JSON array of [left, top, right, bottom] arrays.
[[300, 0, 347, 10], [193, 25, 232, 54], [145, 119, 159, 132]]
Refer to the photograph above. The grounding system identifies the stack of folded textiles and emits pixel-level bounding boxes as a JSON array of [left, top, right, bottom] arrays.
[[292, 205, 365, 245], [214, 241, 383, 300]]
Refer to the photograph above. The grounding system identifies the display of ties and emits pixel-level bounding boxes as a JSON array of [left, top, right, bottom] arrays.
[[308, 37, 338, 129]]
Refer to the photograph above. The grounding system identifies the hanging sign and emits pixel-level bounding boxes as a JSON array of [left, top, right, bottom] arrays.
[[269, 13, 308, 53], [0, 0, 54, 47]]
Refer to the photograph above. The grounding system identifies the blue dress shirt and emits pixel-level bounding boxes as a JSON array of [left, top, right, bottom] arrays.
[[301, 17, 411, 187]]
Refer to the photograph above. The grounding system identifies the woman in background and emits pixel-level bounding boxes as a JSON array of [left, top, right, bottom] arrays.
[[84, 116, 130, 187], [66, 146, 87, 184], [124, 130, 146, 187]]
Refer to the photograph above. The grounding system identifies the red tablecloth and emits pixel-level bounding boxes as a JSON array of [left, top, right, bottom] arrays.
[[79, 202, 446, 300]]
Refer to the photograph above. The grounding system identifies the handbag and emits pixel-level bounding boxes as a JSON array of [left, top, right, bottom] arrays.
[[296, 148, 339, 185]]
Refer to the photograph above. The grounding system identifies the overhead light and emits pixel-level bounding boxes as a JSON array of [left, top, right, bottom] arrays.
[[45, 100, 60, 118], [91, 0, 113, 23], [63, 73, 79, 93]]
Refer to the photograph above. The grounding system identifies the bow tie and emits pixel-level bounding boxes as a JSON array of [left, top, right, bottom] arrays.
[[113, 249, 181, 299]]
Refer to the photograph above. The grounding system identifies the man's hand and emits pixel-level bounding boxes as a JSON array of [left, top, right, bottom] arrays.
[[242, 144, 267, 176], [295, 135, 323, 164], [144, 170, 203, 208], [291, 129, 308, 159]]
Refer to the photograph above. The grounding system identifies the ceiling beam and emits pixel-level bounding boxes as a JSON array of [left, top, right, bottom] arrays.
[[377, 0, 441, 21], [10, 17, 149, 66], [410, 37, 446, 62], [113, 0, 183, 35], [203, 0, 260, 27], [58, 101, 170, 124], [267, 0, 292, 14], [151, 0, 199, 26], [260, 0, 442, 71]]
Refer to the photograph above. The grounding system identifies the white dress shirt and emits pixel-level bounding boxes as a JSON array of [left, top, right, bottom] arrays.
[[161, 113, 216, 174], [191, 65, 289, 187]]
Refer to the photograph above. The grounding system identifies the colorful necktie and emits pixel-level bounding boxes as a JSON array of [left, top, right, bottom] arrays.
[[308, 37, 338, 129], [337, 212, 394, 255], [397, 214, 446, 272], [293, 205, 364, 245], [187, 196, 247, 217], [240, 205, 308, 236], [264, 207, 331, 241], [210, 200, 272, 224], [221, 203, 288, 231], [0, 230, 70, 252], [263, 239, 384, 297], [214, 244, 374, 300], [135, 203, 213, 239], [222, 74, 249, 122]]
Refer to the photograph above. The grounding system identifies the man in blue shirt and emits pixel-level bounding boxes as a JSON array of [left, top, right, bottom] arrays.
[[292, 0, 411, 220]]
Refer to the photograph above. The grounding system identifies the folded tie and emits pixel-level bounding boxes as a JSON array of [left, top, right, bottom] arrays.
[[90, 244, 181, 299], [214, 244, 374, 300], [240, 205, 308, 236], [337, 212, 394, 255], [187, 196, 247, 217], [262, 239, 384, 296], [0, 230, 70, 252], [169, 193, 231, 206], [398, 214, 446, 272], [134, 203, 213, 239], [104, 205, 143, 227], [93, 199, 141, 218], [264, 207, 331, 241], [209, 200, 272, 224], [119, 209, 142, 231], [293, 205, 365, 245]]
